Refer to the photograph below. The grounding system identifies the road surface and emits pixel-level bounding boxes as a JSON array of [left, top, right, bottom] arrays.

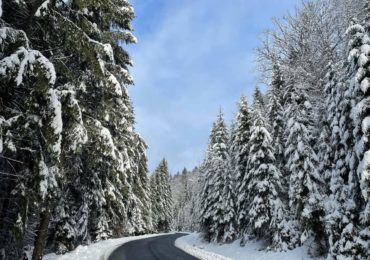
[[108, 233, 199, 260]]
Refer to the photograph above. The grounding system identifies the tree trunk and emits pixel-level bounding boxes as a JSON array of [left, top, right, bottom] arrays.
[[32, 211, 51, 260]]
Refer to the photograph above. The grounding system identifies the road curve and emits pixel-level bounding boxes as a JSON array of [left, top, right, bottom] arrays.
[[108, 233, 199, 260]]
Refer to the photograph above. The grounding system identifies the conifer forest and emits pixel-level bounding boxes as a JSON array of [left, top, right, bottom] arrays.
[[1, 0, 370, 259]]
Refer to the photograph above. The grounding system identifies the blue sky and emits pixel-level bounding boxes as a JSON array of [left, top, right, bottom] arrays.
[[127, 0, 299, 174]]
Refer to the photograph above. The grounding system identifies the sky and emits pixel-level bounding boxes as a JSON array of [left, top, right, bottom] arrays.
[[126, 0, 300, 174]]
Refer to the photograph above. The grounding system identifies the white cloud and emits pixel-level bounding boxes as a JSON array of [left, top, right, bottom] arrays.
[[128, 0, 298, 173]]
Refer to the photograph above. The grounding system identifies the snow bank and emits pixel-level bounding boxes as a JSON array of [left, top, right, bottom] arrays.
[[176, 233, 321, 260], [175, 234, 230, 260], [43, 233, 170, 260]]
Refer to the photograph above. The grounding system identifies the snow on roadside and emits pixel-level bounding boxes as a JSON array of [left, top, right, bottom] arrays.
[[175, 233, 231, 260], [43, 233, 171, 260], [176, 233, 321, 260]]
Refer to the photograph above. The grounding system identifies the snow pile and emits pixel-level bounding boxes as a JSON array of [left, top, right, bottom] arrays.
[[35, 0, 51, 17], [176, 233, 321, 260], [175, 234, 230, 260], [43, 233, 168, 260], [48, 89, 63, 154]]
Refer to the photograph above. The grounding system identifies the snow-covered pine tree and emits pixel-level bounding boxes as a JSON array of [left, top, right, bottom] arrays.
[[151, 159, 172, 232], [199, 119, 219, 242], [284, 86, 325, 252], [345, 10, 370, 257], [323, 24, 364, 259], [244, 108, 287, 251], [181, 168, 191, 203], [200, 111, 234, 243], [0, 6, 62, 258], [321, 60, 357, 259], [125, 133, 153, 235], [1, 0, 152, 256], [172, 168, 191, 231], [228, 119, 238, 179], [220, 145, 237, 243], [170, 167, 202, 232], [150, 169, 160, 232], [251, 87, 266, 120], [231, 96, 253, 237], [40, 0, 152, 248], [233, 96, 252, 189], [318, 63, 337, 188], [266, 64, 286, 178]]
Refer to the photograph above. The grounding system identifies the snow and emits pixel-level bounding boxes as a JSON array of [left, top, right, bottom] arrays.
[[39, 160, 50, 199], [35, 0, 50, 17], [48, 89, 62, 154], [361, 44, 370, 56], [94, 120, 117, 159], [43, 233, 169, 260], [360, 78, 370, 93], [346, 24, 364, 36], [60, 86, 88, 151], [108, 74, 122, 96], [361, 150, 370, 199], [38, 160, 57, 200], [176, 233, 320, 260], [358, 53, 368, 67], [103, 43, 114, 62], [0, 47, 56, 86]]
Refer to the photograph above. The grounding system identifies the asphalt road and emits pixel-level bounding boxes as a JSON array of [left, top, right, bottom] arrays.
[[108, 233, 199, 260]]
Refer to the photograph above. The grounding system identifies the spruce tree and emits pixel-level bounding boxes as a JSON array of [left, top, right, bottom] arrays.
[[344, 13, 370, 258], [251, 87, 266, 119], [125, 134, 153, 234], [1, 0, 152, 257], [284, 86, 325, 250], [244, 110, 287, 250], [317, 64, 336, 187], [232, 96, 253, 237], [200, 111, 232, 243], [0, 7, 63, 258], [151, 159, 172, 232], [220, 150, 237, 243], [266, 65, 286, 177], [321, 60, 357, 258]]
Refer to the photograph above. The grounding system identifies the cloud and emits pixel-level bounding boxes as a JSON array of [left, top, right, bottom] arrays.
[[128, 0, 298, 173]]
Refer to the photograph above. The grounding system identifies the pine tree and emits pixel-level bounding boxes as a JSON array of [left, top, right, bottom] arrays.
[[266, 64, 286, 177], [172, 168, 191, 231], [232, 96, 253, 237], [220, 148, 237, 243], [318, 63, 336, 187], [0, 6, 62, 258], [243, 109, 287, 250], [1, 0, 152, 257], [200, 111, 231, 242], [251, 87, 266, 119], [151, 159, 172, 232], [284, 86, 325, 250], [125, 134, 153, 234], [321, 60, 356, 258], [344, 12, 370, 258], [171, 167, 202, 232]]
